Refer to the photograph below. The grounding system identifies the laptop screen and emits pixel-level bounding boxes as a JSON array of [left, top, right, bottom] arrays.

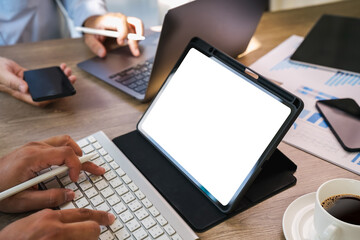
[[138, 48, 291, 207]]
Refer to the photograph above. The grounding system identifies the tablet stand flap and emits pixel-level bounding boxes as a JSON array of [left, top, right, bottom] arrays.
[[113, 130, 297, 232]]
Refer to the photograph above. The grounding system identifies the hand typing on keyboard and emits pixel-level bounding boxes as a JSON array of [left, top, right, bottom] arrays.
[[0, 135, 115, 239]]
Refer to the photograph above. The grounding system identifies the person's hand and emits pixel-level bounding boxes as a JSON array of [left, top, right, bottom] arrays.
[[83, 13, 144, 58], [0, 57, 76, 107], [0, 208, 115, 240], [0, 135, 105, 213]]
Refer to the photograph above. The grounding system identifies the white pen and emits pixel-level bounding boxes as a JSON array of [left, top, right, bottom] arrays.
[[0, 152, 97, 201], [75, 26, 145, 41]]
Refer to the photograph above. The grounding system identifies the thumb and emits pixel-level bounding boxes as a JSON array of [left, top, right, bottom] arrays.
[[0, 188, 75, 213], [84, 35, 107, 58], [5, 73, 28, 93]]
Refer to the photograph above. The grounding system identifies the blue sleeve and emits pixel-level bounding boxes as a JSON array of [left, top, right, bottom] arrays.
[[61, 0, 108, 27]]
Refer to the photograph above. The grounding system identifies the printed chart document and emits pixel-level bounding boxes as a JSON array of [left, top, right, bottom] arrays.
[[250, 35, 360, 175]]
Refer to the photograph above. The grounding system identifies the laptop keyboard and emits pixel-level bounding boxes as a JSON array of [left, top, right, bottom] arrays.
[[109, 58, 154, 95], [40, 134, 183, 240]]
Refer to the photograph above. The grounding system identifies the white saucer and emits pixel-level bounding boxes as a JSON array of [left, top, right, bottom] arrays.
[[283, 192, 317, 240]]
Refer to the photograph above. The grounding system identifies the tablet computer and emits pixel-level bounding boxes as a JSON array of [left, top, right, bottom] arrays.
[[137, 38, 303, 213], [290, 14, 360, 74]]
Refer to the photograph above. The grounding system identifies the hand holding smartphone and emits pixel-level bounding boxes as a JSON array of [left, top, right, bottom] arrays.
[[24, 66, 76, 102], [316, 98, 360, 152]]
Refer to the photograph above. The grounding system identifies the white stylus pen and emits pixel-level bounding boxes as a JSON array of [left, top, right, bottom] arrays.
[[0, 152, 97, 201], [75, 26, 145, 41]]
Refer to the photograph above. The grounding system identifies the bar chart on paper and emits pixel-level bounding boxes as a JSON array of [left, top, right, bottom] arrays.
[[325, 72, 360, 87], [250, 35, 360, 175]]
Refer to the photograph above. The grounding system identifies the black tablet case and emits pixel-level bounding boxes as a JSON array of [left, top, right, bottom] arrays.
[[113, 130, 297, 232]]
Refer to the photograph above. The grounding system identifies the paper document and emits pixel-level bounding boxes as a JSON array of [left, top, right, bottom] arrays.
[[250, 35, 360, 175]]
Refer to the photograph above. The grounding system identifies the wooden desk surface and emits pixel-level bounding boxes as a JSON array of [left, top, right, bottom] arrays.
[[1, 1, 360, 238]]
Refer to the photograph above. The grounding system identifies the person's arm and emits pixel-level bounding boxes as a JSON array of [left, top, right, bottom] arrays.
[[0, 135, 103, 213], [0, 57, 76, 107], [0, 208, 115, 240], [62, 0, 143, 57]]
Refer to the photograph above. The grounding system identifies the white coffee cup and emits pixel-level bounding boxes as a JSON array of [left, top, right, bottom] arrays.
[[313, 178, 360, 240]]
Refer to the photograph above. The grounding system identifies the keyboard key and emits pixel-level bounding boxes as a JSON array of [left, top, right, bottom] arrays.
[[84, 187, 98, 198], [156, 215, 168, 226], [107, 194, 121, 206], [134, 190, 145, 200], [97, 202, 110, 212], [82, 145, 94, 154], [148, 225, 164, 238], [74, 190, 84, 201], [65, 182, 78, 191], [102, 163, 111, 172], [171, 234, 183, 240], [99, 230, 114, 240], [157, 235, 171, 240], [90, 195, 104, 206], [113, 202, 127, 214], [134, 208, 149, 220], [89, 174, 103, 183], [87, 136, 97, 143], [109, 219, 123, 232], [141, 198, 153, 208], [141, 216, 157, 229], [126, 218, 141, 232], [164, 224, 176, 236], [116, 185, 129, 196], [128, 182, 139, 192], [101, 187, 115, 198], [109, 178, 122, 188], [128, 200, 142, 212], [133, 227, 148, 240], [148, 206, 160, 217], [75, 198, 89, 208], [104, 155, 113, 162], [92, 157, 105, 166], [95, 179, 109, 190], [98, 148, 107, 156], [116, 168, 126, 177], [77, 172, 87, 183], [122, 175, 132, 184], [77, 139, 89, 148], [110, 161, 120, 169], [119, 210, 134, 223], [115, 228, 130, 240], [79, 180, 92, 191], [104, 170, 117, 181], [93, 142, 102, 149], [100, 225, 108, 233], [60, 175, 72, 186], [122, 192, 135, 204]]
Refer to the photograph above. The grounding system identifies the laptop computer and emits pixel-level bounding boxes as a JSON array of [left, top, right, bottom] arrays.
[[77, 0, 267, 102]]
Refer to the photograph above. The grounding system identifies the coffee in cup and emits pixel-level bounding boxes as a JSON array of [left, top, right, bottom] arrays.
[[321, 194, 360, 225]]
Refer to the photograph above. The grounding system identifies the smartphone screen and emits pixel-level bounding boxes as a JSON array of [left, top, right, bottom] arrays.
[[24, 66, 76, 102], [316, 98, 360, 152]]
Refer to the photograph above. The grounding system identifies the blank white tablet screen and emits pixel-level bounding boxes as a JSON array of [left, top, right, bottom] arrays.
[[138, 48, 291, 206]]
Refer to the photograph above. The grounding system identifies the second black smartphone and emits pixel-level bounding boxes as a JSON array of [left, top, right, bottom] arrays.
[[24, 66, 76, 102], [316, 98, 360, 152]]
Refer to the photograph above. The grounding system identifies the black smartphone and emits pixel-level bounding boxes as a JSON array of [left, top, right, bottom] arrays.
[[24, 66, 76, 102], [316, 98, 360, 152]]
